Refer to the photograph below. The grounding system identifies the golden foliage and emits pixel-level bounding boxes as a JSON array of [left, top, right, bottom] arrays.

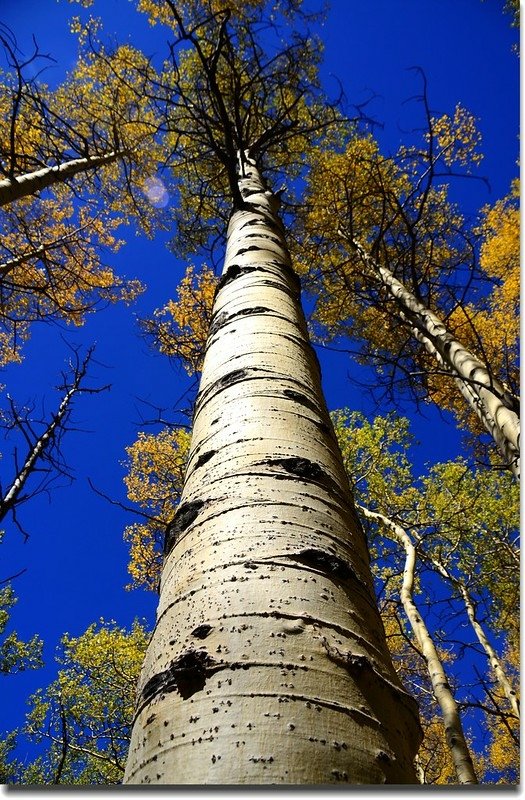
[[123, 426, 191, 590], [16, 619, 149, 784], [430, 105, 483, 170], [146, 264, 217, 374], [429, 182, 520, 427], [296, 116, 517, 447], [0, 195, 142, 365], [138, 0, 272, 31]]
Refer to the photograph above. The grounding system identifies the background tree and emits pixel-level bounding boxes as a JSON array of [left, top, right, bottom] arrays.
[[294, 100, 519, 476], [0, 584, 43, 676], [1, 619, 148, 784], [333, 409, 519, 782]]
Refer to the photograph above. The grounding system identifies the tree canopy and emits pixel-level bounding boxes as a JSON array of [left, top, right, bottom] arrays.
[[0, 0, 519, 786]]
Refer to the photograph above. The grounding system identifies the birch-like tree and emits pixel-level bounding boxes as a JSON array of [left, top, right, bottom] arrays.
[[1, 619, 149, 784], [333, 409, 519, 783], [295, 108, 520, 477], [0, 25, 160, 209], [120, 0, 422, 784]]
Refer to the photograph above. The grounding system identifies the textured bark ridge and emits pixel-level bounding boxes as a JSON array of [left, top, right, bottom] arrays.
[[124, 155, 422, 785], [0, 151, 123, 207]]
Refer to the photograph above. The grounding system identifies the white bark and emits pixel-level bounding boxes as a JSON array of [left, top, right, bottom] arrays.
[[430, 558, 519, 720], [358, 504, 478, 784], [0, 151, 123, 207], [0, 349, 97, 522], [124, 155, 422, 785], [351, 240, 520, 479]]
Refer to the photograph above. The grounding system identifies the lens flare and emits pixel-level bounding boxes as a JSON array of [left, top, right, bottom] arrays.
[[143, 176, 169, 208]]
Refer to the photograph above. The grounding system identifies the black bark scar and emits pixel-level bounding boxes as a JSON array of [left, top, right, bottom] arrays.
[[282, 389, 319, 413], [292, 548, 355, 581], [165, 499, 206, 556], [194, 450, 216, 470], [267, 456, 326, 483], [140, 650, 220, 703], [191, 624, 213, 640]]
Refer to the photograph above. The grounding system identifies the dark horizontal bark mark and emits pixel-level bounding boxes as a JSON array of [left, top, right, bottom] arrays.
[[240, 215, 283, 235], [214, 264, 258, 296], [193, 367, 267, 418], [194, 450, 216, 470], [214, 260, 301, 301], [208, 306, 273, 337], [267, 456, 325, 482], [322, 641, 421, 731], [191, 624, 213, 640], [291, 548, 355, 582], [243, 232, 282, 247], [235, 244, 265, 257], [282, 389, 320, 414], [165, 499, 207, 557], [140, 650, 220, 706]]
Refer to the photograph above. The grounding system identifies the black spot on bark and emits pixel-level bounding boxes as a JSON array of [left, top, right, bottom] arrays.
[[346, 653, 371, 671], [214, 264, 259, 298], [208, 311, 230, 337], [194, 367, 266, 418], [293, 549, 354, 581], [282, 389, 319, 413], [314, 420, 333, 437], [244, 232, 282, 246], [191, 624, 213, 640], [141, 650, 220, 703], [236, 245, 264, 256], [273, 261, 301, 293], [268, 456, 325, 483], [241, 218, 261, 228], [194, 450, 216, 470], [259, 278, 300, 300], [165, 499, 206, 556], [218, 368, 248, 389], [234, 305, 271, 317]]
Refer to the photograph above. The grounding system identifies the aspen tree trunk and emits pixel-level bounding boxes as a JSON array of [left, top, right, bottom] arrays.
[[430, 559, 519, 720], [124, 154, 422, 785], [351, 240, 520, 479], [358, 505, 478, 784], [0, 151, 124, 207], [0, 349, 96, 523]]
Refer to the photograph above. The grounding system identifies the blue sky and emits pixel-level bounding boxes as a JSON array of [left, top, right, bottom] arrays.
[[0, 0, 519, 766]]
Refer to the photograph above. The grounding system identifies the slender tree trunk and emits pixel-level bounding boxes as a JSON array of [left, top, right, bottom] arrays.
[[0, 151, 124, 207], [429, 558, 519, 720], [124, 154, 422, 785], [351, 240, 520, 479], [358, 505, 478, 784], [0, 347, 101, 523]]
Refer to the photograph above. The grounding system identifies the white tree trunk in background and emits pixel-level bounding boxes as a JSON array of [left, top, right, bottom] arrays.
[[358, 505, 478, 784], [0, 151, 123, 206], [124, 154, 422, 785], [430, 558, 519, 720], [351, 240, 520, 479]]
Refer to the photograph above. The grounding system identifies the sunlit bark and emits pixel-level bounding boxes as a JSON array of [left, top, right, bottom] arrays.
[[429, 558, 519, 720], [351, 239, 520, 479], [0, 151, 123, 207], [124, 155, 422, 785], [358, 504, 478, 785]]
